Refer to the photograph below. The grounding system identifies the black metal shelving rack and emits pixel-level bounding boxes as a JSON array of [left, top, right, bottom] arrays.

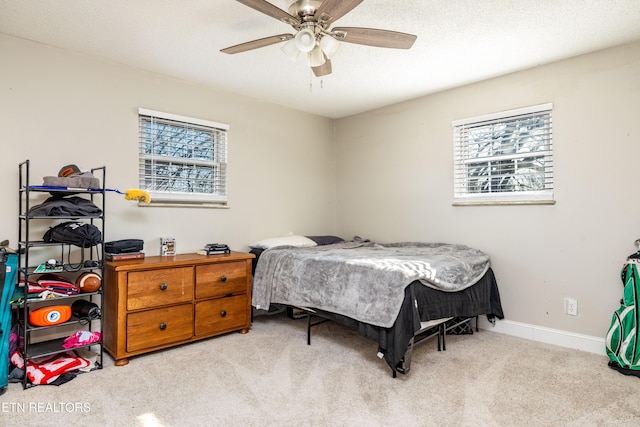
[[17, 160, 105, 388]]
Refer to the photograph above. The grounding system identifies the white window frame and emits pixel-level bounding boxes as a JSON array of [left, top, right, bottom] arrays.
[[138, 108, 229, 207], [452, 103, 554, 206]]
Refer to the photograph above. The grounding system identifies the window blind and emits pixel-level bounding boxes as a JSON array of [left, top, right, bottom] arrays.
[[138, 108, 229, 205], [452, 103, 554, 205]]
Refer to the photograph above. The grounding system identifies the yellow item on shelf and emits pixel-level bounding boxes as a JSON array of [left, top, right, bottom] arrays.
[[124, 189, 151, 203]]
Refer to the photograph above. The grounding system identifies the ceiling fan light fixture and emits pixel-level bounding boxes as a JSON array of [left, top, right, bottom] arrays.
[[294, 28, 316, 53], [319, 35, 340, 59], [221, 0, 418, 79], [281, 38, 300, 61], [308, 45, 326, 67]]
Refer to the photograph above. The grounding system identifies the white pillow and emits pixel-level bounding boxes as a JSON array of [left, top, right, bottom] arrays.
[[249, 235, 317, 249]]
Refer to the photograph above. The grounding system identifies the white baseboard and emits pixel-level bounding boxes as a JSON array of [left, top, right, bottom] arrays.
[[477, 317, 606, 356]]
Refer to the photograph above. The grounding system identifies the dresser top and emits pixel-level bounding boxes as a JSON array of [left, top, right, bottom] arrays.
[[105, 251, 255, 272]]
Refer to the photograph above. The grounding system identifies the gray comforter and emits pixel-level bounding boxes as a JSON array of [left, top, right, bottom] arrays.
[[252, 241, 490, 328]]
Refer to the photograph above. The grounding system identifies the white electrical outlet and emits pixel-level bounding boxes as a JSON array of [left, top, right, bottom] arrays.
[[565, 298, 578, 316]]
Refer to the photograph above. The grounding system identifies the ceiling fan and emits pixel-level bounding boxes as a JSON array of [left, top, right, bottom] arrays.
[[220, 0, 417, 77]]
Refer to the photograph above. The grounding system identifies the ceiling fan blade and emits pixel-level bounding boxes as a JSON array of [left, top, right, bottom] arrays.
[[332, 27, 417, 49], [314, 0, 364, 25], [312, 58, 332, 77], [220, 34, 294, 54], [236, 0, 300, 26]]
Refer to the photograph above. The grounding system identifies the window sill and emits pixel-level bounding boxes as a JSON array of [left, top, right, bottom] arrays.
[[137, 201, 229, 209], [452, 200, 556, 206]]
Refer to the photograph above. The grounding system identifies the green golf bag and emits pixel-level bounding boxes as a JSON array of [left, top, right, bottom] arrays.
[[606, 259, 640, 377]]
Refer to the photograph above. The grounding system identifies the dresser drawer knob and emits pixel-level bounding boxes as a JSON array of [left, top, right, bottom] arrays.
[[159, 322, 167, 330], [159, 283, 168, 291], [221, 275, 227, 282], [220, 310, 227, 318]]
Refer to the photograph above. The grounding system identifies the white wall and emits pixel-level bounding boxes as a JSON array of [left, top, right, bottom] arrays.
[[334, 41, 640, 339], [3, 31, 640, 343], [0, 34, 337, 254]]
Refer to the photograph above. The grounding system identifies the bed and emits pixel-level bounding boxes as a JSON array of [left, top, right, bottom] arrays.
[[251, 236, 504, 377]]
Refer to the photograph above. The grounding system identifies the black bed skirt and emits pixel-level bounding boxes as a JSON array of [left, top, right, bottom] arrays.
[[303, 268, 504, 373]]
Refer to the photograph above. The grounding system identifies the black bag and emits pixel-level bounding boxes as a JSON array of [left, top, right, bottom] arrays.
[[43, 222, 102, 248], [104, 239, 144, 254]]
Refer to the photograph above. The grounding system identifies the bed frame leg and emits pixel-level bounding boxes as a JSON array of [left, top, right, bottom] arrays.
[[396, 337, 414, 376], [304, 312, 331, 346]]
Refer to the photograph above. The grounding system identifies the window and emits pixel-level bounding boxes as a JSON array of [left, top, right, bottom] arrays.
[[452, 103, 554, 205], [138, 108, 229, 206]]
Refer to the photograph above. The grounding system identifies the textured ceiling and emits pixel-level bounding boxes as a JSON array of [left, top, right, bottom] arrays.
[[2, 0, 640, 118]]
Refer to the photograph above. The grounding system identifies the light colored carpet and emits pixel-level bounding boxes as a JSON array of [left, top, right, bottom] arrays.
[[2, 313, 639, 426]]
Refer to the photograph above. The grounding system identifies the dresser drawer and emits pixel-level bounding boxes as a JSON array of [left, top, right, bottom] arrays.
[[195, 261, 247, 299], [127, 303, 194, 352], [127, 266, 194, 310], [195, 294, 248, 337]]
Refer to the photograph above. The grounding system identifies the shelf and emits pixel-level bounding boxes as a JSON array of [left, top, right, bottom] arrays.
[[20, 214, 104, 220], [18, 240, 63, 248], [21, 186, 105, 195], [23, 315, 100, 333], [16, 290, 103, 307], [23, 337, 103, 360], [17, 159, 105, 388], [21, 263, 103, 276]]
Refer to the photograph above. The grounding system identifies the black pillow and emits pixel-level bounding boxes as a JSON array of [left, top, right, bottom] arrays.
[[305, 235, 344, 246]]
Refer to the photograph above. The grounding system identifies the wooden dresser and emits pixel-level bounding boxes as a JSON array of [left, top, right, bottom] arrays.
[[103, 252, 254, 366]]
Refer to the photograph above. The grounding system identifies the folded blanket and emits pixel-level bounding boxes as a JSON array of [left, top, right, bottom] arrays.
[[43, 175, 100, 189], [10, 351, 90, 385], [253, 241, 490, 328]]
